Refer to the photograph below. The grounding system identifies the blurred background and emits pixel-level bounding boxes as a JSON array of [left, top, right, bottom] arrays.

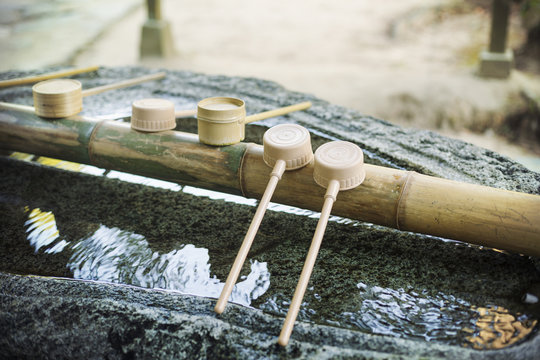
[[1, 0, 539, 170]]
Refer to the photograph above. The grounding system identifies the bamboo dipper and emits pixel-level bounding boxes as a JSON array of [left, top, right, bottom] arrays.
[[131, 98, 177, 132], [197, 97, 312, 146], [31, 72, 166, 118], [214, 124, 314, 314], [278, 141, 366, 346]]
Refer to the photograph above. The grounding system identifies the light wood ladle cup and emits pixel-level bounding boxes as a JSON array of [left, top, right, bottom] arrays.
[[31, 72, 166, 118], [197, 97, 312, 146], [278, 140, 366, 346], [214, 124, 314, 314]]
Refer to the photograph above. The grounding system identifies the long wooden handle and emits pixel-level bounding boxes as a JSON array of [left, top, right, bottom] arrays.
[[0, 112, 539, 256], [0, 66, 99, 88], [278, 180, 340, 346], [0, 101, 35, 114], [81, 72, 166, 97], [243, 101, 311, 124], [215, 160, 286, 314]]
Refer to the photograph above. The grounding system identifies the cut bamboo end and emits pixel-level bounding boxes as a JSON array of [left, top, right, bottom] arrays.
[[131, 98, 176, 132]]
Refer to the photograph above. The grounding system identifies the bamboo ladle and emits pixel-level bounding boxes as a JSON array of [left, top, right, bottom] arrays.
[[197, 97, 312, 146], [31, 72, 166, 118], [278, 140, 366, 346], [214, 124, 314, 314]]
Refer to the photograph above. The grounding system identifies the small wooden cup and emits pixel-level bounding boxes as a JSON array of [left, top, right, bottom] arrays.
[[197, 97, 312, 146], [32, 79, 83, 118], [197, 97, 246, 146], [130, 98, 176, 132]]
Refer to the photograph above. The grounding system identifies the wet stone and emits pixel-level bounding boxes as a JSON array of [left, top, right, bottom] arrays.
[[0, 66, 539, 359]]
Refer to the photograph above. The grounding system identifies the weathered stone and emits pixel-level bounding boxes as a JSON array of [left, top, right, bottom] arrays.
[[0, 67, 539, 359]]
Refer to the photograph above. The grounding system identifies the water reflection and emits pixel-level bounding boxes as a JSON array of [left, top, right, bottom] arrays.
[[23, 206, 270, 307], [67, 224, 270, 306], [25, 207, 69, 254], [35, 156, 105, 176], [338, 283, 475, 341], [259, 282, 537, 349]]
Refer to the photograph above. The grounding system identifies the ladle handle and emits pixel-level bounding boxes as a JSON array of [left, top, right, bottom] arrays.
[[278, 179, 340, 346], [0, 65, 99, 88], [174, 109, 197, 118], [215, 160, 287, 314], [243, 101, 312, 124], [81, 72, 166, 97], [0, 101, 36, 114]]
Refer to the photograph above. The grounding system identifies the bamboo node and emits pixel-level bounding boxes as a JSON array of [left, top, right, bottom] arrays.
[[395, 171, 416, 230]]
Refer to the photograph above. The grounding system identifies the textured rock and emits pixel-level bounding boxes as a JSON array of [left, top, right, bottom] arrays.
[[0, 67, 539, 359]]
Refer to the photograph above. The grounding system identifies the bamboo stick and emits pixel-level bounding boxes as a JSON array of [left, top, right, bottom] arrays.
[[174, 109, 197, 118], [81, 72, 166, 97], [0, 110, 539, 256], [0, 66, 99, 88], [215, 160, 285, 314], [244, 101, 312, 124], [215, 124, 313, 314], [0, 101, 35, 114], [279, 180, 339, 346], [278, 141, 365, 346]]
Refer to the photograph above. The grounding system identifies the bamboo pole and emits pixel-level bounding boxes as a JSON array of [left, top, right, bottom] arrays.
[[0, 110, 539, 256], [0, 66, 99, 88]]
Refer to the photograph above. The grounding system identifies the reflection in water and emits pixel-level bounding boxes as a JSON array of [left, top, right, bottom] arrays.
[[35, 156, 105, 176], [22, 206, 270, 307], [25, 207, 69, 254], [338, 283, 475, 342], [464, 306, 537, 350], [260, 282, 537, 349], [68, 224, 270, 306]]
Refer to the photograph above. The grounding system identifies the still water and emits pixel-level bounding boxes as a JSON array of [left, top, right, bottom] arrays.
[[5, 152, 539, 350]]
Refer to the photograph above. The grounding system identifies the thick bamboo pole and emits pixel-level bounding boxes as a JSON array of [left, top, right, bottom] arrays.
[[0, 111, 539, 256]]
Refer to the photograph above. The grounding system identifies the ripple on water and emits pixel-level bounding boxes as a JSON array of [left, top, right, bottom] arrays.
[[24, 207, 270, 308]]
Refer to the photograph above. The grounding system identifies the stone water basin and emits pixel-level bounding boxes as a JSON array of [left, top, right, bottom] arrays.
[[1, 67, 539, 359]]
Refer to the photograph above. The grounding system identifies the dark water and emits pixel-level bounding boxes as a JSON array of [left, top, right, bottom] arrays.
[[3, 150, 538, 351]]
